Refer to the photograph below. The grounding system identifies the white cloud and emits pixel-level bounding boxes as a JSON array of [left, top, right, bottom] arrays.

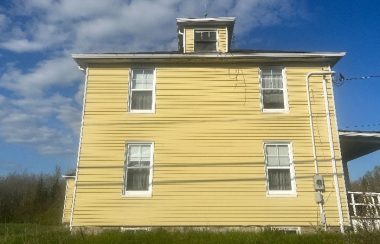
[[0, 0, 306, 156], [0, 39, 43, 52], [0, 56, 82, 97], [0, 14, 9, 31], [0, 94, 80, 155], [1, 0, 304, 53], [0, 95, 5, 104]]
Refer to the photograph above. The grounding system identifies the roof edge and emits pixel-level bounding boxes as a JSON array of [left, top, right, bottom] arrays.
[[72, 51, 346, 59], [339, 130, 380, 138], [72, 52, 345, 69], [176, 17, 236, 23]]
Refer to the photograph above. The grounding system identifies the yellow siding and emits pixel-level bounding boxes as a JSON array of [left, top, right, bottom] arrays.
[[217, 28, 228, 52], [62, 178, 75, 224], [184, 28, 194, 53], [72, 64, 349, 228]]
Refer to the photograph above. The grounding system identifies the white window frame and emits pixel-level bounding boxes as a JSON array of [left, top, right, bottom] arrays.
[[193, 29, 219, 53], [264, 142, 297, 196], [128, 68, 156, 113], [259, 67, 289, 113], [122, 142, 154, 197]]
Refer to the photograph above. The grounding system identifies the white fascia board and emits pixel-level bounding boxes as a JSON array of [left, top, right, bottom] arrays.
[[176, 17, 236, 23], [339, 131, 380, 138], [72, 52, 346, 70], [72, 52, 346, 59]]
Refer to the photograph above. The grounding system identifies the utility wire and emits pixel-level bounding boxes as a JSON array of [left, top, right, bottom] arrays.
[[342, 122, 380, 130], [333, 73, 380, 86]]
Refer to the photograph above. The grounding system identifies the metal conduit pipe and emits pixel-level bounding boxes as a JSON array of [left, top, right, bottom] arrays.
[[322, 77, 345, 234], [305, 71, 344, 233]]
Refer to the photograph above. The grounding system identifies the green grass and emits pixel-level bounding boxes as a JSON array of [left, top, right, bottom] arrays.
[[1, 224, 379, 244]]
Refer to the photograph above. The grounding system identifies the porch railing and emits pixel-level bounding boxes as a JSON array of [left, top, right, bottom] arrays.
[[348, 191, 380, 231]]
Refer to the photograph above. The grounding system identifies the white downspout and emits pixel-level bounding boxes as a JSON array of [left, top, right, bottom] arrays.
[[306, 73, 321, 175], [306, 71, 345, 233], [322, 78, 345, 234], [178, 29, 185, 53]]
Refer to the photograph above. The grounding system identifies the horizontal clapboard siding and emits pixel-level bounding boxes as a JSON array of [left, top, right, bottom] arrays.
[[184, 28, 194, 53], [71, 64, 349, 227], [217, 28, 228, 52]]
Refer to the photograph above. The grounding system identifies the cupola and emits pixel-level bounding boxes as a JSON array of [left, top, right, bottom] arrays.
[[176, 17, 235, 53]]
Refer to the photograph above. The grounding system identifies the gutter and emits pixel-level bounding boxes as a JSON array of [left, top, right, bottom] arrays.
[[72, 52, 345, 70], [339, 131, 380, 137], [72, 52, 346, 60]]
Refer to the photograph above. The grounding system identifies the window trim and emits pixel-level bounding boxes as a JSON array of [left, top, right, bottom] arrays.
[[263, 142, 297, 197], [193, 29, 219, 53], [259, 67, 289, 113], [128, 68, 156, 114], [122, 141, 154, 197]]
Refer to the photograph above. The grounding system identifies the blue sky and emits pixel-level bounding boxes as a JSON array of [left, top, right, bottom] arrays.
[[0, 0, 379, 181]]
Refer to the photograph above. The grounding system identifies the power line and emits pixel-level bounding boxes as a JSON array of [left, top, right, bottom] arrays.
[[339, 74, 380, 81], [333, 73, 380, 86], [342, 122, 380, 130]]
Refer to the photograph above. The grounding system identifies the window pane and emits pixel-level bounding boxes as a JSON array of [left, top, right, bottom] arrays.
[[140, 160, 151, 167], [278, 145, 289, 156], [194, 42, 217, 52], [132, 69, 153, 89], [261, 76, 273, 88], [279, 156, 290, 166], [141, 145, 151, 158], [129, 145, 140, 158], [126, 168, 150, 191], [263, 90, 284, 109], [267, 156, 279, 166], [128, 160, 139, 167], [262, 69, 282, 88], [272, 74, 283, 88], [195, 31, 217, 41], [131, 91, 152, 110], [266, 145, 277, 156], [268, 169, 291, 191]]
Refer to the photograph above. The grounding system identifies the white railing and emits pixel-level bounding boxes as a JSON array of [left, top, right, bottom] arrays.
[[348, 191, 380, 231]]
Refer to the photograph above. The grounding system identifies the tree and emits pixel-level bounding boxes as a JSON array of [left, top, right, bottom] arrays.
[[351, 166, 380, 193]]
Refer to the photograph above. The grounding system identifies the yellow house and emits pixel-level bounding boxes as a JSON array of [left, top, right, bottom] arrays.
[[64, 17, 352, 233]]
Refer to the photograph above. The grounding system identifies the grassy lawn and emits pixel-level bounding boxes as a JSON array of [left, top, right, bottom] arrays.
[[1, 224, 379, 244]]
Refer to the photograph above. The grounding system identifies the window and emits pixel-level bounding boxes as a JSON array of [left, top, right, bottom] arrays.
[[124, 143, 154, 196], [260, 68, 287, 111], [129, 68, 155, 112], [194, 30, 217, 52], [264, 143, 296, 195]]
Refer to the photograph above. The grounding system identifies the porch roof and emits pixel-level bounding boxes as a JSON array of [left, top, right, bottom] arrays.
[[339, 130, 380, 162]]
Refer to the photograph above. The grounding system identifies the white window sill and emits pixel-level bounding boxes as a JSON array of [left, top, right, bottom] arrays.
[[266, 191, 297, 197], [122, 192, 152, 198], [129, 110, 155, 114], [262, 109, 289, 114]]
